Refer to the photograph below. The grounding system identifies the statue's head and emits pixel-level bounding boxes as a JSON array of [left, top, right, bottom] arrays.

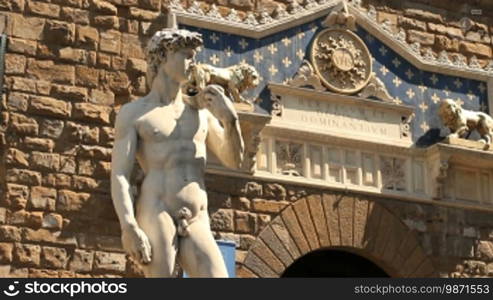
[[439, 98, 460, 125], [145, 27, 203, 87]]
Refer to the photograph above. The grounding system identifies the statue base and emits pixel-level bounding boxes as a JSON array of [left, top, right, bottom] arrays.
[[442, 136, 492, 151]]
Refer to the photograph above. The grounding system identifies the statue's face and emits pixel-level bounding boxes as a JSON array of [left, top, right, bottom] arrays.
[[162, 47, 196, 83]]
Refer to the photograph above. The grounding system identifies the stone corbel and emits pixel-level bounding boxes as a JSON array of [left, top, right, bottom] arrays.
[[238, 111, 271, 173], [427, 150, 451, 200]]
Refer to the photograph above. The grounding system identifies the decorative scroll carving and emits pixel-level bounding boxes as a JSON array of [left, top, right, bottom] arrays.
[[310, 28, 372, 94], [439, 98, 493, 150], [380, 157, 406, 191], [276, 141, 303, 176], [287, 60, 326, 91], [358, 72, 395, 103]]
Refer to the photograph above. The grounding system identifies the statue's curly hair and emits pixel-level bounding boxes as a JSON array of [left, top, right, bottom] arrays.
[[145, 28, 203, 88]]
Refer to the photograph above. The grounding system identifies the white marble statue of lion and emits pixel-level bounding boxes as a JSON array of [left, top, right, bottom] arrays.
[[439, 98, 493, 149]]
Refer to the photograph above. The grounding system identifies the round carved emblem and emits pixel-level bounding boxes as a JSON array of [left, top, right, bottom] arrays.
[[310, 28, 372, 94]]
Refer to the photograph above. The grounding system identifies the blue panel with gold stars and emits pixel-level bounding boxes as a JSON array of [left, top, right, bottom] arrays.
[[182, 19, 488, 145]]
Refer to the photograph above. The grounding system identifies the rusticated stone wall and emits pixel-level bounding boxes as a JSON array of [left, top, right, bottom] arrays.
[[363, 0, 493, 67], [206, 174, 493, 278]]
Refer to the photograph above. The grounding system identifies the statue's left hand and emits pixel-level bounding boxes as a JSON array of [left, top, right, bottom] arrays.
[[202, 85, 238, 124]]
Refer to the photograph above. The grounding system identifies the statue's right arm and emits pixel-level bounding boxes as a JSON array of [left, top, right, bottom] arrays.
[[110, 104, 152, 263], [111, 104, 139, 230]]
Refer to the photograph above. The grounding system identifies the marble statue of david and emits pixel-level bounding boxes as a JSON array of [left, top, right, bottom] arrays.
[[110, 19, 244, 277]]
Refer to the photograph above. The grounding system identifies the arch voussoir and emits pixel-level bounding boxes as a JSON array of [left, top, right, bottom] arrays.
[[243, 195, 438, 278]]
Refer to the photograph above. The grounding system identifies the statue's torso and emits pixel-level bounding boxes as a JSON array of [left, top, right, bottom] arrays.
[[132, 98, 209, 219]]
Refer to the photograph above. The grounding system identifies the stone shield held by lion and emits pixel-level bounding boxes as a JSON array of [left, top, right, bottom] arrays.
[[186, 62, 260, 104], [438, 98, 493, 150]]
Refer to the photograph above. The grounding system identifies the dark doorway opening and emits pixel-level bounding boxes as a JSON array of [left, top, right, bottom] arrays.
[[282, 249, 389, 277]]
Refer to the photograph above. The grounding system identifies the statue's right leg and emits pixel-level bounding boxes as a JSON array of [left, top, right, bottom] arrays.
[[137, 208, 178, 278]]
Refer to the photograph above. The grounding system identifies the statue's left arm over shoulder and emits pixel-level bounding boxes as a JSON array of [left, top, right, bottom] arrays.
[[203, 85, 245, 169]]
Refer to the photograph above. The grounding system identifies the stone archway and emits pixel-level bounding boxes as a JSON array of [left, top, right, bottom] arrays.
[[239, 194, 437, 278]]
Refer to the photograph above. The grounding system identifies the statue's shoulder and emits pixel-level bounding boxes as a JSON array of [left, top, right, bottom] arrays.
[[117, 97, 148, 120]]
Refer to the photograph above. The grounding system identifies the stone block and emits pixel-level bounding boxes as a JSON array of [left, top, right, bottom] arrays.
[[29, 186, 56, 212], [73, 102, 112, 124], [90, 89, 115, 105], [6, 183, 29, 209], [61, 7, 90, 25], [104, 71, 131, 94], [93, 16, 119, 29], [0, 226, 22, 242], [94, 251, 126, 273], [434, 35, 459, 52], [22, 228, 78, 246], [252, 199, 289, 213], [13, 243, 41, 267], [31, 152, 60, 172], [0, 0, 24, 11], [23, 137, 55, 152], [91, 0, 117, 15], [59, 47, 87, 64], [264, 183, 286, 200], [404, 8, 443, 23], [129, 7, 159, 20], [27, 0, 60, 18], [428, 23, 463, 39], [44, 20, 75, 45], [41, 246, 67, 269], [51, 84, 88, 102], [10, 113, 38, 135], [66, 121, 100, 144], [0, 243, 13, 263], [69, 249, 93, 272], [7, 92, 29, 112], [29, 96, 71, 118], [59, 156, 77, 174], [97, 53, 111, 68], [75, 65, 99, 87], [234, 211, 257, 234], [121, 33, 143, 58], [57, 190, 91, 212], [11, 15, 45, 40], [10, 77, 37, 93], [99, 30, 121, 55], [398, 16, 426, 31], [8, 37, 37, 55], [459, 41, 492, 58], [41, 213, 63, 230], [407, 30, 435, 46], [26, 59, 75, 84], [111, 56, 126, 70], [210, 209, 234, 232], [138, 0, 160, 10], [5, 53, 26, 75], [43, 173, 72, 189], [6, 169, 42, 186], [6, 148, 29, 167], [76, 25, 99, 49]]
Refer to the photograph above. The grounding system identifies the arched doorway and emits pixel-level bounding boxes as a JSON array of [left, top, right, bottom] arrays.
[[239, 194, 437, 278], [282, 249, 389, 277]]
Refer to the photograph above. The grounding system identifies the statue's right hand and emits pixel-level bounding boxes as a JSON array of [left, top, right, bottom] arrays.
[[121, 225, 152, 264]]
